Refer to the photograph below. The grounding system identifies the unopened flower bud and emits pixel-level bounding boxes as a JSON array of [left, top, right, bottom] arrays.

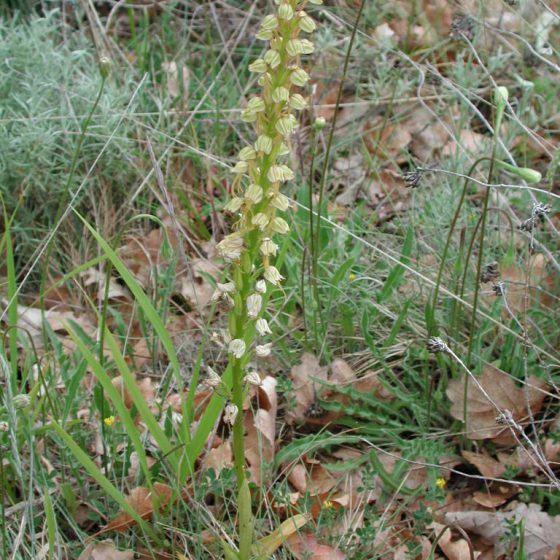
[[278, 142, 290, 156], [268, 164, 294, 183], [289, 94, 308, 110], [255, 135, 273, 154], [229, 339, 246, 359], [271, 192, 290, 211], [271, 217, 290, 234], [278, 3, 294, 20], [286, 39, 315, 57], [290, 67, 310, 86], [495, 86, 509, 108], [247, 96, 266, 113], [314, 116, 327, 129], [258, 72, 272, 87], [264, 49, 281, 69], [261, 14, 279, 31], [232, 161, 248, 174], [496, 160, 542, 184], [238, 146, 257, 161], [99, 56, 111, 79], [224, 197, 243, 213], [299, 13, 317, 33], [276, 115, 298, 136], [252, 213, 269, 231], [272, 87, 290, 103], [256, 28, 274, 41], [249, 59, 267, 73], [245, 183, 264, 204], [241, 109, 257, 122]]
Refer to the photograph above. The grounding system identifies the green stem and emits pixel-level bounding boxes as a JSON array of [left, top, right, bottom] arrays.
[[311, 0, 365, 355], [462, 98, 504, 440], [429, 156, 490, 334]]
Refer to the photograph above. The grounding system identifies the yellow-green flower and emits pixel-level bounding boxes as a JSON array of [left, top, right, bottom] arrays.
[[104, 415, 116, 428]]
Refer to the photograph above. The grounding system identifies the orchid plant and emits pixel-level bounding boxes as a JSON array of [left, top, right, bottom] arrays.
[[207, 0, 322, 556]]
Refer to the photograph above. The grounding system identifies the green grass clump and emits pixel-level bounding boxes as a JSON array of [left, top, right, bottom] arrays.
[[0, 11, 139, 269]]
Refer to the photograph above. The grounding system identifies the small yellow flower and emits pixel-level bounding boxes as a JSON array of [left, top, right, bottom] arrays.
[[104, 416, 116, 428], [322, 500, 335, 510], [435, 478, 446, 490], [348, 273, 356, 282]]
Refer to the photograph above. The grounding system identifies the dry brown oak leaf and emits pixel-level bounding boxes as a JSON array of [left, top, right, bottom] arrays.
[[446, 364, 547, 446]]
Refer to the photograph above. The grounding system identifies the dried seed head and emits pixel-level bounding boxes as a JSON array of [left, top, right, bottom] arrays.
[[450, 14, 476, 42], [426, 337, 449, 354], [402, 168, 424, 189], [304, 400, 327, 419], [481, 262, 499, 283], [533, 202, 551, 219], [493, 281, 506, 297]]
